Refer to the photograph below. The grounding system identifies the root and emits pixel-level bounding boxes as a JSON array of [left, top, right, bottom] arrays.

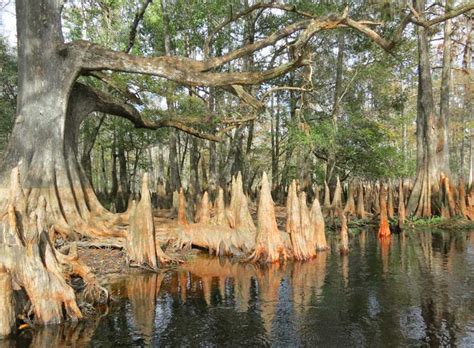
[[339, 210, 350, 254], [356, 182, 366, 219], [246, 172, 290, 263], [378, 184, 391, 239], [287, 180, 316, 261], [0, 170, 84, 334], [310, 197, 328, 251], [344, 181, 356, 216], [398, 180, 406, 228], [331, 176, 343, 211], [126, 173, 173, 270], [57, 243, 109, 304]]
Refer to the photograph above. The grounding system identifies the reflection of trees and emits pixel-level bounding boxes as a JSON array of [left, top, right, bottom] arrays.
[[292, 253, 328, 313], [10, 230, 473, 346], [380, 237, 391, 275], [2, 314, 103, 347], [126, 273, 164, 346], [411, 231, 473, 346]]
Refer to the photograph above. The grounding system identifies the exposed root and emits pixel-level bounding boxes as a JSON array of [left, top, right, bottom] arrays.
[[126, 173, 173, 270], [226, 172, 256, 231], [356, 182, 366, 219], [0, 267, 15, 337], [211, 187, 226, 225], [57, 243, 109, 304], [194, 191, 210, 224], [339, 210, 349, 254], [331, 176, 343, 211], [344, 182, 356, 216], [310, 197, 328, 251], [378, 184, 391, 239], [177, 188, 188, 225], [247, 172, 290, 263], [398, 180, 406, 229], [287, 181, 316, 261]]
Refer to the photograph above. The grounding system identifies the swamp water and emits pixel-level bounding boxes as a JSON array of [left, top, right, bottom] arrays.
[[8, 230, 474, 347]]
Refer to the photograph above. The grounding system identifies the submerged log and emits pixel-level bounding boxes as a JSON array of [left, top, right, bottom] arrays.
[[310, 197, 328, 251], [247, 172, 289, 263], [378, 184, 391, 238]]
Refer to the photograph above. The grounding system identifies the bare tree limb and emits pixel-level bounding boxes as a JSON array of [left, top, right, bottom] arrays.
[[410, 3, 474, 27], [204, 2, 316, 56], [71, 83, 248, 142], [261, 86, 312, 101]]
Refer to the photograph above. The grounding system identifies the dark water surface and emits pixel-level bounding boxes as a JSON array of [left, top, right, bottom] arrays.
[[10, 230, 474, 347]]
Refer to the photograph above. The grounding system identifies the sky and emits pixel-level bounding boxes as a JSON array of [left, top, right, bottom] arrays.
[[0, 0, 16, 48]]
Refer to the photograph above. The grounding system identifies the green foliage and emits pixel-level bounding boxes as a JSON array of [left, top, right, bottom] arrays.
[[0, 37, 16, 153]]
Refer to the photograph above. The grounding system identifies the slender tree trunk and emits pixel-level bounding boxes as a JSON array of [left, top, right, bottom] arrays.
[[80, 114, 105, 184], [161, 0, 180, 195], [189, 137, 201, 201], [326, 31, 344, 185], [110, 134, 119, 202], [462, 20, 473, 184], [438, 0, 453, 177]]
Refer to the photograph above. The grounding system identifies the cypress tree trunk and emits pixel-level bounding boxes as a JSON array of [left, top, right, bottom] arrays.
[[407, 0, 442, 217]]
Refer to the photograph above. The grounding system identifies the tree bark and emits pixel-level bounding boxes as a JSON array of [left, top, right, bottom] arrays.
[[438, 0, 453, 176], [407, 0, 441, 217], [327, 32, 344, 184]]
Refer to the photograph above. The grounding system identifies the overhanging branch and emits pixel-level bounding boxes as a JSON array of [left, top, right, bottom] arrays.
[[72, 83, 254, 142]]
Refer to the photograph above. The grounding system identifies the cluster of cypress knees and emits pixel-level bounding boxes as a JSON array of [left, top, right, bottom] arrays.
[[0, 167, 472, 337]]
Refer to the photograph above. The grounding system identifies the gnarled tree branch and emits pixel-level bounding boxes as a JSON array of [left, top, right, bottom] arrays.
[[71, 83, 252, 142]]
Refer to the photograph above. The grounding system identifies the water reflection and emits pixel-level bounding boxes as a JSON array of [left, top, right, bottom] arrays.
[[8, 230, 474, 347]]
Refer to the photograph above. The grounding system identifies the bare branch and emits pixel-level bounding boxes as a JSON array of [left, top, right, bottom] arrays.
[[230, 85, 264, 110], [204, 2, 316, 56], [410, 3, 474, 27], [72, 83, 237, 142], [261, 86, 312, 101]]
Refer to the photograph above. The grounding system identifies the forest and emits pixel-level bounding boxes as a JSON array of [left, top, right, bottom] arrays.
[[0, 0, 473, 345]]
